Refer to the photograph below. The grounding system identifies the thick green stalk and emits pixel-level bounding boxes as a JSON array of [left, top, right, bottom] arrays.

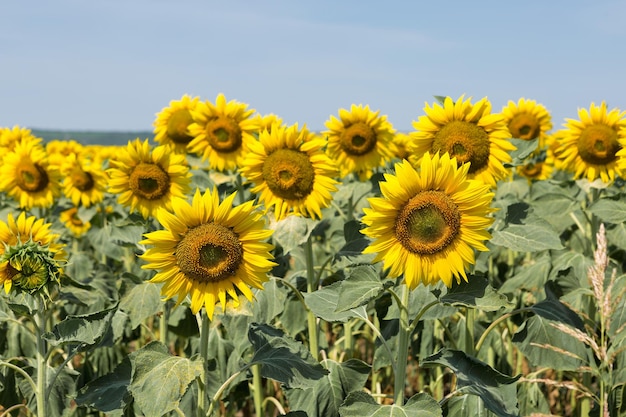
[[252, 364, 264, 417], [198, 313, 211, 417], [34, 308, 47, 417], [304, 236, 319, 358], [394, 285, 410, 406], [465, 308, 475, 356]]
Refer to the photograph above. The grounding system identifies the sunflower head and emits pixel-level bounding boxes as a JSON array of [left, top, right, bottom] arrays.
[[154, 94, 200, 153], [60, 153, 107, 208], [501, 98, 553, 147], [60, 207, 92, 237]]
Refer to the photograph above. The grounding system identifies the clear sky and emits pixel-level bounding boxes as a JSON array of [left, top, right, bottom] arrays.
[[1, 0, 625, 133]]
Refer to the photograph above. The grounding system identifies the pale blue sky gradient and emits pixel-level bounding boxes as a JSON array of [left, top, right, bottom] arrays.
[[1, 1, 625, 132]]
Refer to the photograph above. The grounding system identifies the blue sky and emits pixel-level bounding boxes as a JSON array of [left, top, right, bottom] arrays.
[[1, 1, 625, 133]]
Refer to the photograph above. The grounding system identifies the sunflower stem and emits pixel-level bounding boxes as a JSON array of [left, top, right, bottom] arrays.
[[160, 301, 169, 347], [34, 302, 47, 417], [394, 284, 410, 406], [251, 364, 264, 417], [197, 312, 211, 417], [304, 235, 319, 359], [465, 307, 475, 356]]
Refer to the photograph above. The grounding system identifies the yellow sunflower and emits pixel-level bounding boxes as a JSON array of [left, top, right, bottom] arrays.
[[516, 150, 554, 182], [0, 137, 62, 209], [60, 207, 92, 237], [46, 139, 84, 167], [254, 113, 285, 134], [107, 139, 192, 219], [188, 93, 260, 172], [239, 123, 339, 221], [501, 98, 553, 148], [0, 212, 66, 294], [555, 101, 626, 183], [60, 153, 108, 208], [410, 95, 516, 187], [153, 94, 200, 153], [0, 125, 41, 154], [361, 153, 495, 288], [139, 188, 276, 319], [393, 132, 413, 161], [324, 104, 397, 180]]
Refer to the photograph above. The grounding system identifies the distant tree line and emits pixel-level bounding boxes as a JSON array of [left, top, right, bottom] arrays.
[[32, 130, 153, 146]]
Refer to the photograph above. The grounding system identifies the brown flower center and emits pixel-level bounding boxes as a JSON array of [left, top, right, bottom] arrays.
[[167, 109, 195, 144], [432, 121, 490, 174], [520, 162, 543, 178], [206, 116, 243, 153], [16, 162, 49, 192], [71, 169, 95, 192], [577, 124, 620, 165], [262, 148, 315, 200], [508, 113, 541, 140], [340, 122, 377, 156], [129, 163, 171, 200]]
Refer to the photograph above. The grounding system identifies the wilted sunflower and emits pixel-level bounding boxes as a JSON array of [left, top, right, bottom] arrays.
[[361, 153, 495, 288], [60, 207, 92, 237], [501, 98, 552, 148], [140, 188, 276, 319], [410, 95, 515, 187], [240, 123, 338, 220], [0, 137, 62, 209], [60, 153, 108, 208], [154, 94, 200, 153], [188, 93, 259, 172], [325, 104, 396, 180], [555, 101, 626, 183], [0, 212, 66, 294], [107, 139, 191, 219]]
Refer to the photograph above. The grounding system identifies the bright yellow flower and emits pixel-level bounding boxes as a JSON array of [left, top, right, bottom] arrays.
[[60, 207, 92, 237], [501, 98, 553, 148], [60, 153, 108, 207], [154, 94, 201, 153]]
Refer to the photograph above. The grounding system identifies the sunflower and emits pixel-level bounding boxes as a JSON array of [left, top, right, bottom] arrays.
[[0, 212, 66, 294], [60, 153, 108, 208], [0, 137, 62, 209], [324, 104, 396, 180], [107, 139, 192, 219], [60, 207, 92, 237], [139, 188, 276, 319], [555, 102, 626, 183], [47, 139, 84, 167], [501, 98, 552, 148], [254, 113, 285, 134], [188, 93, 259, 172], [361, 153, 495, 288], [239, 123, 338, 220], [410, 95, 516, 187], [0, 125, 41, 155], [154, 94, 200, 153], [392, 133, 413, 161], [516, 150, 554, 182]]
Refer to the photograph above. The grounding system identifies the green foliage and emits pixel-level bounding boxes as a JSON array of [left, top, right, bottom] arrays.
[[339, 391, 442, 416]]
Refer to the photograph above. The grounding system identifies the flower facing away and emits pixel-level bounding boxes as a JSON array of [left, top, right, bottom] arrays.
[[0, 212, 66, 295], [555, 101, 626, 183], [324, 104, 397, 180], [140, 188, 276, 319], [59, 153, 108, 208], [107, 139, 192, 219], [361, 153, 495, 288], [60, 207, 92, 237], [187, 93, 260, 172], [501, 98, 553, 148], [0, 125, 41, 157], [410, 95, 516, 187], [0, 137, 62, 209], [392, 133, 413, 161], [153, 94, 201, 153], [239, 123, 339, 221]]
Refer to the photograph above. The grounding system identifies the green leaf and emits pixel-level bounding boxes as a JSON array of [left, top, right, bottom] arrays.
[[75, 356, 132, 412], [271, 216, 318, 254], [248, 322, 327, 389], [530, 284, 585, 331], [304, 282, 368, 322], [504, 138, 538, 167], [440, 276, 514, 312], [588, 198, 626, 224], [119, 282, 162, 329], [490, 223, 564, 252], [385, 283, 456, 321], [17, 365, 78, 417], [339, 391, 442, 417], [499, 252, 551, 294], [253, 279, 287, 323], [43, 304, 118, 349], [129, 342, 203, 417], [4, 292, 40, 315], [421, 349, 520, 417], [286, 359, 371, 417], [335, 265, 386, 312], [336, 220, 370, 259], [549, 251, 595, 286]]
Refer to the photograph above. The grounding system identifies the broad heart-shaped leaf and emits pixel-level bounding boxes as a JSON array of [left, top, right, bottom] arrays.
[[129, 341, 203, 417], [5, 291, 40, 315], [504, 138, 538, 167], [75, 355, 132, 412], [339, 391, 442, 417], [490, 223, 564, 252], [43, 304, 118, 350], [529, 282, 585, 331], [588, 198, 626, 224], [286, 359, 371, 417], [248, 322, 327, 389], [119, 282, 162, 329], [17, 364, 78, 417], [335, 265, 387, 312], [271, 215, 318, 254], [252, 279, 286, 324], [440, 275, 514, 312], [304, 281, 368, 323], [421, 349, 520, 417]]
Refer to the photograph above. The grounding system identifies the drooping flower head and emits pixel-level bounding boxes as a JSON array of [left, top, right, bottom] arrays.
[[410, 95, 516, 187], [240, 123, 339, 221], [501, 98, 553, 148], [154, 94, 201, 153], [60, 207, 92, 237], [362, 153, 495, 288], [188, 93, 260, 172], [324, 104, 397, 180], [0, 137, 62, 209], [59, 153, 108, 208], [140, 188, 276, 319], [107, 139, 192, 219], [0, 212, 66, 295], [555, 101, 626, 183]]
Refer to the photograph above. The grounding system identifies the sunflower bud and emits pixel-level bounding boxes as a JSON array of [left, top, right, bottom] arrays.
[[1, 241, 61, 294]]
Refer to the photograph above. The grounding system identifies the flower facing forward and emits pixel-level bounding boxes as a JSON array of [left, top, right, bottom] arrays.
[[153, 94, 201, 153], [240, 123, 338, 221], [0, 212, 66, 295], [60, 207, 92, 237], [60, 153, 108, 208], [107, 139, 191, 219], [501, 98, 553, 148], [140, 188, 276, 319], [410, 95, 515, 187], [361, 153, 495, 288]]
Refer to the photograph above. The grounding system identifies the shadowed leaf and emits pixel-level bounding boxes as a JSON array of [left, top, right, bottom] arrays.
[[339, 391, 442, 417]]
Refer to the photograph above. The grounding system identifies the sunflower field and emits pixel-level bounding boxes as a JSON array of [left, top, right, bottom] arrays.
[[1, 94, 625, 417]]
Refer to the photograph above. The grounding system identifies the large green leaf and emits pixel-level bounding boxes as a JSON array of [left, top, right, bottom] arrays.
[[440, 276, 514, 312], [490, 223, 564, 252], [74, 356, 132, 412], [499, 251, 551, 294], [421, 349, 520, 417], [119, 282, 162, 329], [248, 322, 327, 389], [530, 285, 585, 331], [335, 265, 387, 312], [385, 283, 457, 321], [17, 365, 78, 417], [129, 342, 203, 417], [588, 198, 626, 224], [286, 359, 371, 417], [43, 304, 118, 350], [339, 391, 442, 417], [271, 216, 318, 254], [252, 279, 287, 323], [504, 138, 538, 166], [304, 282, 368, 323]]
